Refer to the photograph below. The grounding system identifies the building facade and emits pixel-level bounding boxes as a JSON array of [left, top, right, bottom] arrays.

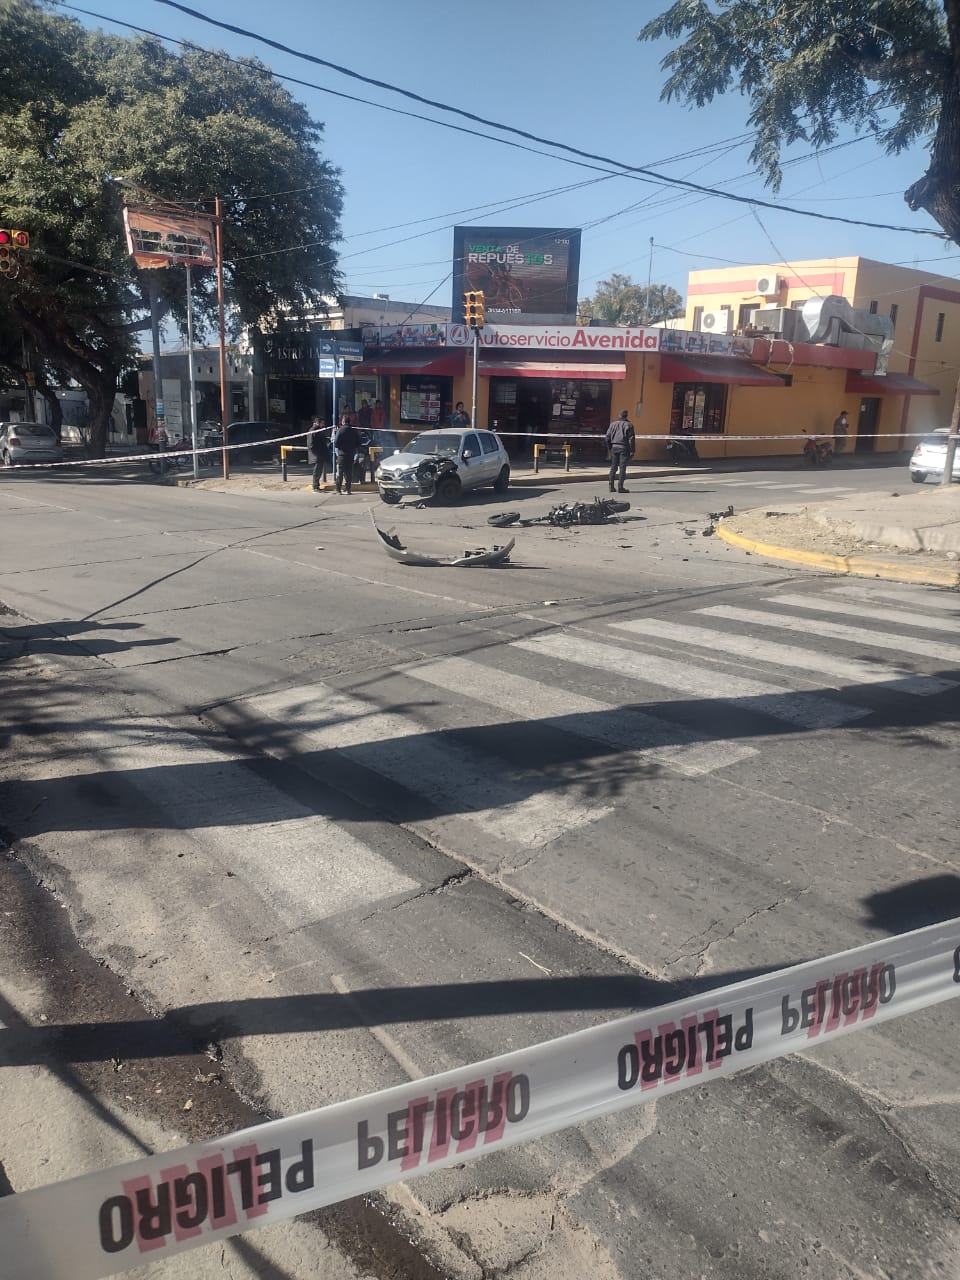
[[685, 257, 955, 449]]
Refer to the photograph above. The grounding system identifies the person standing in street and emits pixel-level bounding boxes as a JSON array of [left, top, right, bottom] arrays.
[[833, 409, 850, 454], [333, 414, 361, 494], [308, 416, 330, 490], [605, 409, 635, 493]]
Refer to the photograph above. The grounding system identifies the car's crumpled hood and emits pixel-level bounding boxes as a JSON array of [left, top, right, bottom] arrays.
[[378, 450, 448, 474]]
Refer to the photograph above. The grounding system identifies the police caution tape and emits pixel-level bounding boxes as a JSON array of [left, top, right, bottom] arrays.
[[2, 920, 958, 1279]]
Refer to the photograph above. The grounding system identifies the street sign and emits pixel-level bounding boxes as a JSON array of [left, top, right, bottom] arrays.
[[318, 358, 345, 378], [318, 339, 363, 360]]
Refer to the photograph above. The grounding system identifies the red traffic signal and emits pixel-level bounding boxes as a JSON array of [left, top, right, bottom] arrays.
[[0, 231, 11, 247], [12, 230, 28, 248]]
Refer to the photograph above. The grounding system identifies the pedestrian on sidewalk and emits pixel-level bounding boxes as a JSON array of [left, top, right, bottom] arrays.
[[833, 409, 850, 454], [334, 415, 361, 494], [308, 416, 331, 490], [606, 409, 635, 493], [451, 401, 471, 428]]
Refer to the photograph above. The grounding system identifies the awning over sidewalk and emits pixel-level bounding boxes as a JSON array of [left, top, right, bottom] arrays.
[[659, 354, 788, 386], [350, 351, 466, 377], [479, 357, 626, 380], [845, 370, 940, 396]]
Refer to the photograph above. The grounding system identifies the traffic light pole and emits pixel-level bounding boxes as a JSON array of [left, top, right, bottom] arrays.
[[148, 272, 166, 477], [215, 195, 229, 480], [471, 326, 479, 428]]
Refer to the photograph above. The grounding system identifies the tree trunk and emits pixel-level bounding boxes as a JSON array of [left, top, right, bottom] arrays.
[[37, 384, 63, 438], [905, 3, 960, 240], [82, 374, 117, 458]]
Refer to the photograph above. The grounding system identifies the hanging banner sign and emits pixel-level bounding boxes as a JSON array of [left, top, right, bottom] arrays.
[[1, 919, 958, 1279], [122, 207, 216, 270]]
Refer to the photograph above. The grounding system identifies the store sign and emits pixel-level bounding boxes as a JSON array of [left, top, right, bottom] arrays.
[[367, 324, 446, 350], [452, 226, 581, 325], [660, 330, 754, 357], [259, 333, 360, 376], [444, 324, 662, 352]]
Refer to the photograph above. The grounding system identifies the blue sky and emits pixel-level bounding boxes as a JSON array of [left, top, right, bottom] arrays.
[[64, 0, 960, 309]]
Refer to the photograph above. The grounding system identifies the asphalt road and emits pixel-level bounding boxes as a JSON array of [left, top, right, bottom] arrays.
[[1, 458, 958, 1280]]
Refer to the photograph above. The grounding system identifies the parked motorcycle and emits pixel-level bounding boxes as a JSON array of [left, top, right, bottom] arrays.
[[802, 433, 834, 466], [666, 436, 699, 464]]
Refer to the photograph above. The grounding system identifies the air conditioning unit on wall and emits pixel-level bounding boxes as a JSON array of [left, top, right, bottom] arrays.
[[700, 308, 734, 334], [755, 274, 784, 297], [748, 307, 798, 340]]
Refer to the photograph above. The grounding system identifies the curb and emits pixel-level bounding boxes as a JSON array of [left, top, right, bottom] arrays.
[[717, 522, 960, 588]]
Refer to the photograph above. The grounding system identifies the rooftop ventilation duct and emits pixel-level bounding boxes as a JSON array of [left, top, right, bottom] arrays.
[[797, 295, 894, 373]]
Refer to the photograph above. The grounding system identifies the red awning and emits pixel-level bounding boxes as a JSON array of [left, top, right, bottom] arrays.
[[845, 370, 940, 396], [479, 358, 626, 380], [659, 354, 787, 386], [350, 351, 466, 377]]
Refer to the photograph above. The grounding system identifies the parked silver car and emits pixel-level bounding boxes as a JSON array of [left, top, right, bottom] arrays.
[[377, 428, 510, 504], [909, 429, 960, 483], [0, 422, 64, 467]]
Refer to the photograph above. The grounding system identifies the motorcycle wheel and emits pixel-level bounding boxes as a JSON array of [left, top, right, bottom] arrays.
[[487, 511, 520, 527]]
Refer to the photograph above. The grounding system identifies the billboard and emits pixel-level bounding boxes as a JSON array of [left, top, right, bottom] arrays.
[[123, 206, 216, 269], [452, 226, 581, 325]]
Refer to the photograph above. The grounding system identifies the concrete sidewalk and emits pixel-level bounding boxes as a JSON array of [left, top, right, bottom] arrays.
[[719, 485, 960, 588]]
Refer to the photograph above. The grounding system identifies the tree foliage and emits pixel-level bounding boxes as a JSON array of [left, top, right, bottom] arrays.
[[638, 1, 958, 239], [580, 273, 685, 326], [0, 0, 344, 453]]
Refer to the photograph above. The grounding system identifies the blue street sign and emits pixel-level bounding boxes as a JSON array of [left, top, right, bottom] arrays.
[[318, 339, 363, 360], [318, 357, 345, 377]]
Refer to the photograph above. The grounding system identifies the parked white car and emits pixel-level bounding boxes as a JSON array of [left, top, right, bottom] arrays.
[[0, 422, 64, 467], [909, 429, 960, 483], [377, 428, 511, 504]]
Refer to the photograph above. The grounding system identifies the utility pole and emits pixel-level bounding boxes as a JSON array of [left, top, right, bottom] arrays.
[[215, 195, 229, 479], [941, 374, 960, 486], [646, 237, 654, 326], [185, 262, 199, 480], [148, 272, 166, 476]]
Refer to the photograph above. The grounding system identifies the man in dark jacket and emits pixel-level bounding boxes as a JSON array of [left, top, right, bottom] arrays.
[[308, 416, 330, 490], [605, 409, 635, 493], [334, 417, 362, 494]]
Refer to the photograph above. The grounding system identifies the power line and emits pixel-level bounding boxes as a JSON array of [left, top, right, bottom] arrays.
[[146, 0, 948, 240]]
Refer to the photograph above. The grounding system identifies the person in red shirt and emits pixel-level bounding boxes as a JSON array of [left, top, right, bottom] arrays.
[[371, 399, 387, 431]]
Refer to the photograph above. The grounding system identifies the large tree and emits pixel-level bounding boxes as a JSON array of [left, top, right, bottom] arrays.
[[639, 0, 960, 482], [581, 273, 685, 326], [638, 1, 953, 238], [0, 0, 343, 455]]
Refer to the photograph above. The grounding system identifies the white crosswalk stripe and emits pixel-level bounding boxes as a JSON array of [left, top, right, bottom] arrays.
[[61, 723, 419, 926], [701, 605, 960, 665], [408, 657, 757, 776], [768, 592, 960, 635], [827, 583, 960, 613], [610, 617, 948, 697], [249, 685, 611, 846], [511, 633, 863, 729]]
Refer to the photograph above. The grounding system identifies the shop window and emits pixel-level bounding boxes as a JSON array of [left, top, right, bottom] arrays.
[[738, 303, 754, 329], [669, 382, 727, 434], [889, 303, 898, 329], [399, 375, 451, 425], [868, 300, 878, 314], [692, 305, 704, 331]]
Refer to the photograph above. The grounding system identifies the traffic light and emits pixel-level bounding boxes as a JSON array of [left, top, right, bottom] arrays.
[[464, 290, 485, 329], [0, 229, 27, 276]]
